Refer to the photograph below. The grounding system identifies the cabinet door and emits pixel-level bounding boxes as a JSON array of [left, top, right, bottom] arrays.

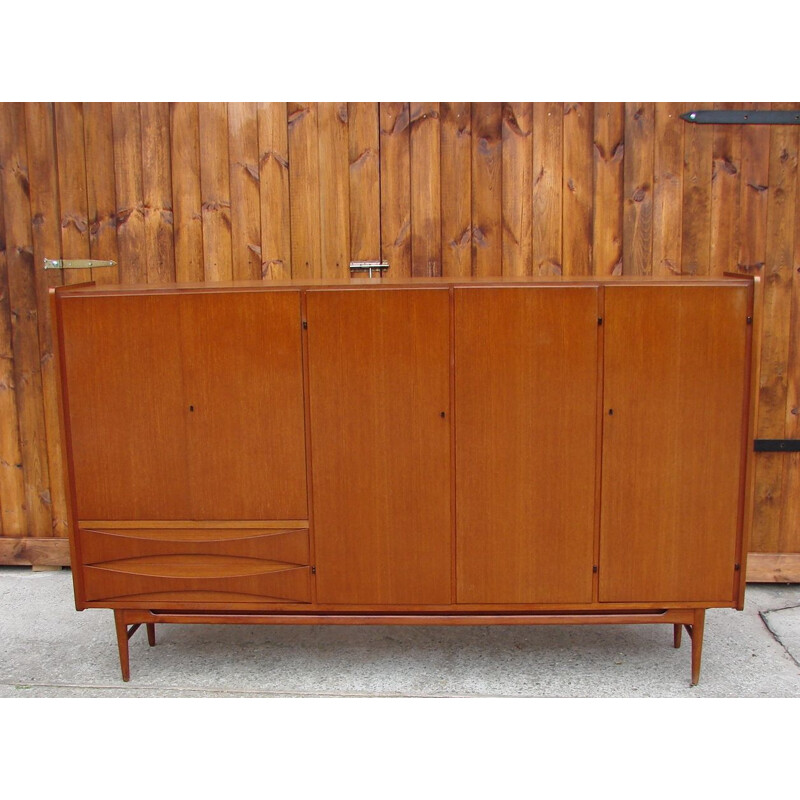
[[61, 290, 308, 522], [599, 285, 749, 602], [455, 287, 599, 603], [307, 289, 451, 605], [60, 294, 190, 519], [179, 291, 308, 520]]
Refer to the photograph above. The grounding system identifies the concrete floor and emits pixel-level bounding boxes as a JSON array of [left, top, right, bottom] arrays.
[[1, 565, 798, 697]]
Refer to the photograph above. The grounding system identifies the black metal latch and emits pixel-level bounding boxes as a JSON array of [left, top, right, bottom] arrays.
[[681, 110, 800, 125], [754, 439, 800, 453]]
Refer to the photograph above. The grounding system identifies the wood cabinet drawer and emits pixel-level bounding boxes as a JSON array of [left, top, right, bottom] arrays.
[[78, 524, 311, 604], [83, 562, 311, 603], [79, 525, 310, 566]]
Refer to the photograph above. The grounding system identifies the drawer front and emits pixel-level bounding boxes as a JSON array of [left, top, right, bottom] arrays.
[[78, 524, 311, 604], [83, 563, 311, 603], [79, 525, 310, 566]]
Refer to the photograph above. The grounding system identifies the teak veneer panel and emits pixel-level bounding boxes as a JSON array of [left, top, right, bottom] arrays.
[[454, 286, 599, 603], [178, 291, 307, 519], [83, 564, 311, 604], [60, 293, 189, 519], [307, 288, 452, 604], [59, 290, 307, 520], [599, 284, 750, 602], [79, 526, 310, 566]]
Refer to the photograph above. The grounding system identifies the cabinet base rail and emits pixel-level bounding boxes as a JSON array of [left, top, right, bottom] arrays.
[[113, 607, 707, 686]]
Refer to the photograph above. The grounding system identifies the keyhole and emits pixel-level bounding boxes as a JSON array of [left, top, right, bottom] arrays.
[[440, 411, 446, 418], [189, 405, 195, 412]]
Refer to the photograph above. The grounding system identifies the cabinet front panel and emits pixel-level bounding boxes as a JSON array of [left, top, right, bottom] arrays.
[[83, 563, 311, 604], [599, 285, 749, 602], [79, 525, 310, 566], [179, 291, 308, 519], [60, 295, 191, 519], [455, 287, 599, 603], [308, 289, 452, 604]]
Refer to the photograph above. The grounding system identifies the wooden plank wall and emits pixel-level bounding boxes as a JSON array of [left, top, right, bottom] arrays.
[[0, 101, 798, 571]]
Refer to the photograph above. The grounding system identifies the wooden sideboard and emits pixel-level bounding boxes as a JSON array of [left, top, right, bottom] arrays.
[[52, 275, 761, 684]]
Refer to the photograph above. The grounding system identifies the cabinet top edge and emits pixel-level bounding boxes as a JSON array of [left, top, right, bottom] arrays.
[[54, 274, 753, 298]]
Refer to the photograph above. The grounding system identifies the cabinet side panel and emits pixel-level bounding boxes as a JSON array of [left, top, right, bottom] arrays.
[[60, 295, 190, 519], [599, 285, 748, 602], [455, 286, 598, 603], [308, 289, 452, 604]]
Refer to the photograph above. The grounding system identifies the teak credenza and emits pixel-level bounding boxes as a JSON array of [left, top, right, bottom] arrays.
[[52, 275, 761, 684]]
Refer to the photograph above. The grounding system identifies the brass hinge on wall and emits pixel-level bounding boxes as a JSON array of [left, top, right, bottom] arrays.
[[44, 258, 117, 270]]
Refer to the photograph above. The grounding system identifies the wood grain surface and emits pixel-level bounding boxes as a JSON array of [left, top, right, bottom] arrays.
[[454, 286, 599, 603], [600, 284, 749, 601], [1, 102, 798, 571], [307, 288, 451, 604]]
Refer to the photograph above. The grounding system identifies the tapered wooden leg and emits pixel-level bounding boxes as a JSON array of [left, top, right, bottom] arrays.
[[690, 609, 705, 686], [114, 610, 131, 682], [147, 623, 156, 647], [673, 624, 682, 648]]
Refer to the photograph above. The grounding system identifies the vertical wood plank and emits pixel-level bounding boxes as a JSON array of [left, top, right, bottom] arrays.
[[652, 102, 685, 277], [410, 102, 441, 276], [440, 102, 472, 277], [169, 103, 204, 282], [288, 102, 322, 279], [681, 101, 713, 275], [25, 102, 68, 537], [111, 102, 146, 284], [379, 103, 412, 277], [258, 103, 292, 280], [0, 104, 52, 537], [0, 109, 26, 536], [592, 102, 624, 276], [738, 101, 771, 273], [347, 102, 380, 263], [83, 103, 120, 284], [140, 102, 175, 284], [317, 102, 351, 279], [752, 117, 799, 552], [471, 103, 502, 277], [562, 102, 594, 276], [54, 103, 92, 284], [532, 102, 563, 275], [198, 102, 232, 282], [782, 133, 800, 554], [258, 102, 291, 280], [227, 102, 261, 281], [710, 102, 743, 276], [622, 103, 654, 276], [501, 102, 533, 276]]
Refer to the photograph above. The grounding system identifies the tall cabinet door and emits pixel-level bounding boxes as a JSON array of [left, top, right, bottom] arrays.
[[307, 289, 452, 605], [60, 294, 190, 520], [599, 285, 749, 603], [179, 291, 308, 520], [455, 287, 599, 604]]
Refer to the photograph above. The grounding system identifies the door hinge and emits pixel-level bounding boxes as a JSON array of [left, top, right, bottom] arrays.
[[746, 316, 753, 325], [597, 317, 603, 326], [593, 565, 598, 574], [44, 258, 117, 270], [734, 563, 741, 571], [681, 109, 800, 125], [311, 566, 316, 574], [302, 320, 308, 330]]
